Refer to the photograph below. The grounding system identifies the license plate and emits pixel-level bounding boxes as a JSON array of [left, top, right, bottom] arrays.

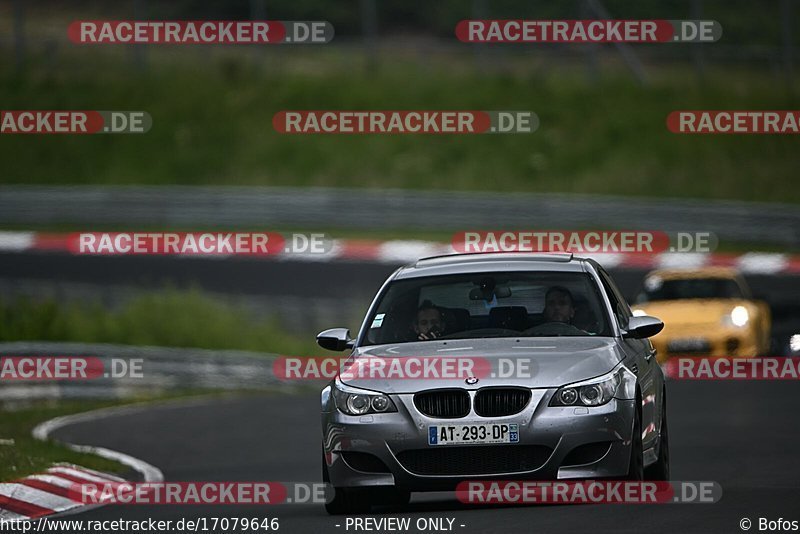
[[428, 423, 519, 446]]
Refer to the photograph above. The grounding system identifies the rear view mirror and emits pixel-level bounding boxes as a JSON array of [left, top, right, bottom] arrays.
[[316, 328, 354, 351], [623, 316, 664, 339], [468, 286, 512, 300]]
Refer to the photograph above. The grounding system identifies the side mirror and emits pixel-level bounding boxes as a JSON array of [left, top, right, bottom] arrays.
[[623, 316, 664, 339], [316, 328, 354, 351]]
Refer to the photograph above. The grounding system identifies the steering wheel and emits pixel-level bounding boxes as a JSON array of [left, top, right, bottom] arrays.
[[522, 321, 588, 336]]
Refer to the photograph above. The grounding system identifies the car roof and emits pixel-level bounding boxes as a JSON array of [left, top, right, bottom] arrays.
[[394, 252, 591, 279]]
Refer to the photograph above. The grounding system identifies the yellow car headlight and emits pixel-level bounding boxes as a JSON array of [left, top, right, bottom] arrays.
[[722, 305, 749, 328]]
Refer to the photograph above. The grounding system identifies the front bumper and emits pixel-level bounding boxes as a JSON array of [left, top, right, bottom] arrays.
[[322, 389, 635, 491], [652, 327, 761, 362]]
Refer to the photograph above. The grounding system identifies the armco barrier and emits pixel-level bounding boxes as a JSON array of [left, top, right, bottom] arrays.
[[1, 186, 798, 247]]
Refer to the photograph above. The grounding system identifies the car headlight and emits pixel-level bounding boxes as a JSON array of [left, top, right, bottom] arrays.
[[722, 305, 749, 328], [332, 377, 397, 415], [790, 334, 800, 354], [550, 368, 623, 407]]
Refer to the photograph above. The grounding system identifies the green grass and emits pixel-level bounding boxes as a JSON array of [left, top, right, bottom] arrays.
[[0, 392, 249, 482], [0, 289, 324, 356], [0, 400, 133, 481], [1, 49, 797, 204]]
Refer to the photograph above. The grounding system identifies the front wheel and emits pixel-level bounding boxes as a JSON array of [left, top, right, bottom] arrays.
[[322, 452, 373, 514], [325, 487, 373, 515], [626, 405, 644, 480], [645, 396, 670, 481]]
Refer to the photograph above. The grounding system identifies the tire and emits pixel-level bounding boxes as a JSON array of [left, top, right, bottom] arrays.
[[626, 403, 644, 480], [645, 394, 670, 481], [325, 487, 373, 515], [322, 452, 373, 514]]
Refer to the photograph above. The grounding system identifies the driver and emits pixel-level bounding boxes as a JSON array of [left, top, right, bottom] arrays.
[[412, 300, 445, 341], [543, 286, 576, 324]]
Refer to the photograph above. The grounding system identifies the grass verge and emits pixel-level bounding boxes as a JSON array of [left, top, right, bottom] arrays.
[[1, 50, 797, 204], [0, 289, 324, 356], [0, 391, 259, 482], [0, 399, 136, 481]]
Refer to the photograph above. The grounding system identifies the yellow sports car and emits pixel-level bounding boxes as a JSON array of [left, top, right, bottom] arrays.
[[632, 267, 771, 363]]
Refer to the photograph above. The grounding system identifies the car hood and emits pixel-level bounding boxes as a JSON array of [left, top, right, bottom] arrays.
[[342, 337, 624, 394]]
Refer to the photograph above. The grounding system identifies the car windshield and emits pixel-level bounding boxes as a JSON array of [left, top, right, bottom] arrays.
[[361, 271, 613, 345], [636, 276, 744, 303]]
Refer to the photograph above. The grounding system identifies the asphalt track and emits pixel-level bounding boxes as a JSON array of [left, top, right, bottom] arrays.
[[50, 381, 800, 534]]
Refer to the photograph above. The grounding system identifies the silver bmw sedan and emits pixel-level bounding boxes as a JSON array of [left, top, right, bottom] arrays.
[[319, 252, 668, 514]]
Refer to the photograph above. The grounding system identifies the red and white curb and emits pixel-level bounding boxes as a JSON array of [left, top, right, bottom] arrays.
[[0, 464, 126, 522], [0, 404, 165, 523], [1, 231, 799, 274]]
